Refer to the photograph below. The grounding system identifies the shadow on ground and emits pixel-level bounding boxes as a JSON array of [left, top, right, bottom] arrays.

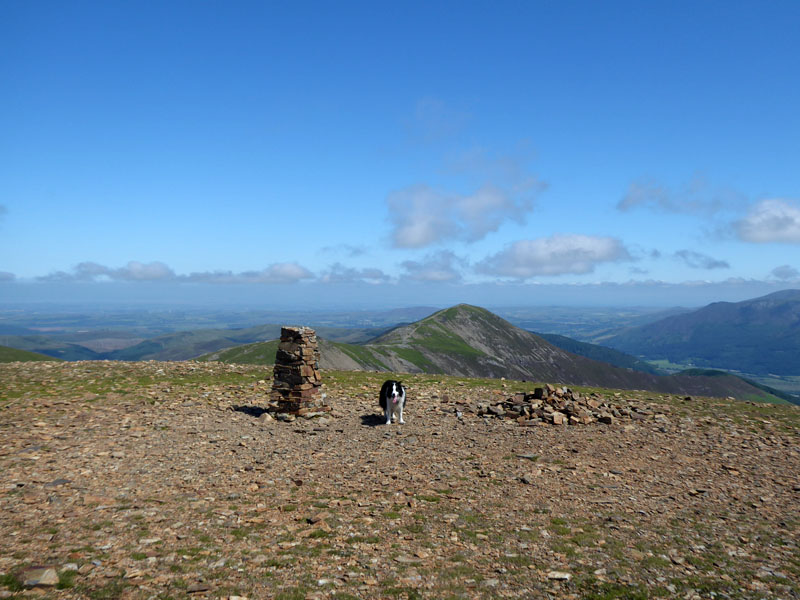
[[360, 414, 385, 427], [232, 405, 269, 418]]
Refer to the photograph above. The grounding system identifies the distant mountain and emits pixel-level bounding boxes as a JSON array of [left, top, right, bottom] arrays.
[[0, 324, 389, 362], [0, 335, 106, 361], [108, 324, 388, 361], [602, 289, 800, 376], [0, 345, 63, 363], [199, 304, 787, 402], [498, 306, 692, 341]]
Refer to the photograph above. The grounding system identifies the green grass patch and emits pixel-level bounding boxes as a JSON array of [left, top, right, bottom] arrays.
[[578, 582, 653, 600], [417, 494, 440, 503], [333, 342, 390, 370], [0, 572, 23, 592], [412, 323, 486, 358], [345, 535, 381, 544], [387, 347, 439, 371], [57, 569, 78, 589], [275, 586, 310, 600], [308, 529, 330, 539]]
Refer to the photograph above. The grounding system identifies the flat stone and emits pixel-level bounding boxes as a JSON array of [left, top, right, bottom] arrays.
[[22, 566, 59, 587], [547, 570, 572, 581]]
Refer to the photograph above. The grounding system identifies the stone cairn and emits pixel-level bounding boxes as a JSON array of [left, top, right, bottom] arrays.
[[474, 383, 670, 426], [270, 326, 325, 414]]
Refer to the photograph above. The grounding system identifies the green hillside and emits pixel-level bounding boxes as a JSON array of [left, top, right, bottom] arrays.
[[196, 339, 281, 365], [678, 369, 799, 405], [0, 345, 63, 363]]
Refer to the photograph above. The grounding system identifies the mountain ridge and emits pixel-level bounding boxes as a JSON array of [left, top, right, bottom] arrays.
[[200, 304, 789, 403], [602, 289, 800, 376]]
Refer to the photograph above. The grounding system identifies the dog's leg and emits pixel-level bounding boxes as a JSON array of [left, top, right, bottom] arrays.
[[398, 400, 405, 424], [384, 401, 392, 425]]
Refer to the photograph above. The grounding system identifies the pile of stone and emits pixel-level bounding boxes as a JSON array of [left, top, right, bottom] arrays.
[[476, 383, 667, 426], [270, 326, 326, 415]]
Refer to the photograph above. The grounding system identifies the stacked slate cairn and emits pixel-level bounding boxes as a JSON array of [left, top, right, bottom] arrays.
[[475, 383, 669, 426], [270, 326, 327, 415]]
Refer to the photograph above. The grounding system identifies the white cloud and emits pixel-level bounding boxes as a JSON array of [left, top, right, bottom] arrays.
[[319, 263, 389, 284], [735, 198, 800, 243], [400, 251, 465, 282], [618, 176, 745, 215], [674, 250, 729, 270], [771, 264, 799, 280], [476, 234, 631, 278], [387, 184, 534, 248]]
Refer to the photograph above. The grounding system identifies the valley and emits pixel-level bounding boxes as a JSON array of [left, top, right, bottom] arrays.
[[2, 289, 799, 404]]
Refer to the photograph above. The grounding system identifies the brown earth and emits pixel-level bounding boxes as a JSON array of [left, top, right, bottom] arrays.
[[1, 361, 799, 599]]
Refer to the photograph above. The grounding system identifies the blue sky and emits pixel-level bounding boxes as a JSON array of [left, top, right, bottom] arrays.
[[2, 0, 799, 308]]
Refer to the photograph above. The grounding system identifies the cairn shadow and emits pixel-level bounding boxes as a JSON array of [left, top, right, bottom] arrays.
[[232, 405, 270, 419], [360, 414, 386, 427]]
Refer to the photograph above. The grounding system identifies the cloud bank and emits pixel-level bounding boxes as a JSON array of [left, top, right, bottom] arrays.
[[476, 234, 631, 278], [38, 261, 314, 285], [319, 263, 389, 284]]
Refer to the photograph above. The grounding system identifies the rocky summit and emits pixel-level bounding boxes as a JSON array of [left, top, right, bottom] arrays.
[[1, 360, 799, 599]]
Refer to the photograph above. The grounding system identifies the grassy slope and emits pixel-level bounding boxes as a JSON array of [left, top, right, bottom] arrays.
[[195, 339, 281, 365], [0, 336, 102, 361], [0, 345, 63, 363]]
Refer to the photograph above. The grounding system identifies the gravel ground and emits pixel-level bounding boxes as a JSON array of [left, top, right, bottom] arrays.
[[1, 361, 799, 599]]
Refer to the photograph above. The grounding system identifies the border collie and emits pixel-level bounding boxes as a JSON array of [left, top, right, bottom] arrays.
[[379, 380, 406, 425]]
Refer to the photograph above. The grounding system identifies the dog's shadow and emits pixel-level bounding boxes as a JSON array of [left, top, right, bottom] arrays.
[[360, 414, 385, 427], [232, 405, 270, 418]]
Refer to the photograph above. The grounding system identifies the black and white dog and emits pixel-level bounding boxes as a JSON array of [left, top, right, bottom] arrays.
[[379, 380, 406, 425]]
